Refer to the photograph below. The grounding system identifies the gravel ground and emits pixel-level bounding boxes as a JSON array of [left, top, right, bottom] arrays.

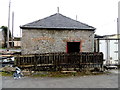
[[1, 70, 119, 88]]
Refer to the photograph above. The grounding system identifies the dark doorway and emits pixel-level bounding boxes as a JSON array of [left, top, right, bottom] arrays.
[[67, 42, 80, 53]]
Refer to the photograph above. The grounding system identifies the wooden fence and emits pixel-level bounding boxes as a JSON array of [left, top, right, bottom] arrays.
[[15, 52, 103, 71]]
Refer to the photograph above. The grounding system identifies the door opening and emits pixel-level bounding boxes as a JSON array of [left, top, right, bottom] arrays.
[[67, 42, 80, 53]]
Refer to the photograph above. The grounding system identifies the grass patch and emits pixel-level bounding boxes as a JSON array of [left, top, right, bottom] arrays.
[[31, 72, 48, 77], [48, 72, 71, 77], [0, 71, 13, 76], [0, 70, 108, 77], [30, 71, 106, 78], [0, 47, 7, 49]]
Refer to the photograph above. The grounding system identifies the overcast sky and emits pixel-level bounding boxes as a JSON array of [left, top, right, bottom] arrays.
[[0, 0, 119, 37]]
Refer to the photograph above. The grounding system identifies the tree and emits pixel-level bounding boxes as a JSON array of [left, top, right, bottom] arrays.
[[0, 26, 11, 47]]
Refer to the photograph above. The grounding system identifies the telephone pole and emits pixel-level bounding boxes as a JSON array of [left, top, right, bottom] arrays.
[[118, 2, 120, 62], [7, 0, 11, 49], [12, 12, 14, 48]]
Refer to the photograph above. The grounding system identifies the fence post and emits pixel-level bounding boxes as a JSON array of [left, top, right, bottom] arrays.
[[100, 53, 103, 71], [53, 53, 56, 71]]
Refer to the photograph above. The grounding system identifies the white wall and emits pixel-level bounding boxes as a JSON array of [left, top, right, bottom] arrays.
[[99, 40, 118, 65]]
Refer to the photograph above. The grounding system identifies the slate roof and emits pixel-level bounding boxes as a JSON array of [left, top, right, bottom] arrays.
[[20, 13, 95, 31]]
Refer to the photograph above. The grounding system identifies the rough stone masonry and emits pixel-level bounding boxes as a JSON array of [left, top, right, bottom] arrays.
[[21, 29, 94, 54]]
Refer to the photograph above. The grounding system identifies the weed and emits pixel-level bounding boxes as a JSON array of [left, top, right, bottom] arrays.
[[0, 71, 13, 76]]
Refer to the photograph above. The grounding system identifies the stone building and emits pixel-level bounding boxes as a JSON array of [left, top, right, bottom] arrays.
[[20, 13, 95, 54]]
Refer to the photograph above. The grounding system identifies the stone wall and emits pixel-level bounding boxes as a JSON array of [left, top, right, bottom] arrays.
[[21, 29, 94, 54]]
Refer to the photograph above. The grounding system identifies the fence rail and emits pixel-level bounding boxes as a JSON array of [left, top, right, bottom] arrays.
[[15, 52, 103, 71]]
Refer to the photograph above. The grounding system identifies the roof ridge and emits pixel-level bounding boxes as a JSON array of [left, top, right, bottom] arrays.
[[53, 13, 95, 28], [20, 13, 95, 30]]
